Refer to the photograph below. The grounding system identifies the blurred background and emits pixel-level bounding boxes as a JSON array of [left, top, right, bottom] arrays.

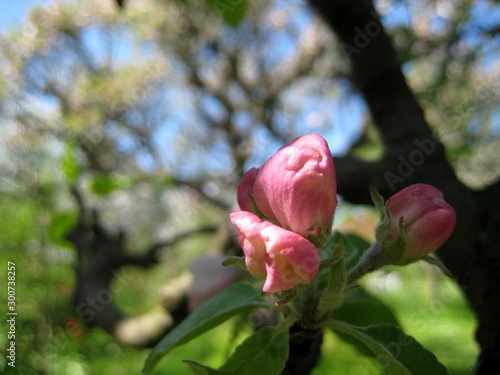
[[0, 0, 498, 373]]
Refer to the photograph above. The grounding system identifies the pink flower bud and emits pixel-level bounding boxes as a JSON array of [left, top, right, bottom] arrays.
[[386, 183, 456, 261], [251, 133, 337, 237], [230, 211, 320, 292]]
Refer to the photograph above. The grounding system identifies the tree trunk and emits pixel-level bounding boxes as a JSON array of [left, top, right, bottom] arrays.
[[281, 323, 323, 375], [307, 0, 500, 373]]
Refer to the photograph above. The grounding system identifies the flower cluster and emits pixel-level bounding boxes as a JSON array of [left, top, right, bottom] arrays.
[[230, 133, 456, 293], [230, 133, 337, 292]]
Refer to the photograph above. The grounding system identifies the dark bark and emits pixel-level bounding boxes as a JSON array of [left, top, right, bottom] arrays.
[[281, 323, 323, 375], [307, 0, 500, 373], [67, 188, 215, 347]]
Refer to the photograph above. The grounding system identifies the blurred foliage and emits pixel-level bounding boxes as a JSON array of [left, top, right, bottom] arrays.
[[314, 264, 478, 375], [0, 0, 496, 373]]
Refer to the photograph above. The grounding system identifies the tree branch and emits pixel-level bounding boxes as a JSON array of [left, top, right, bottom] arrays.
[[67, 187, 216, 347]]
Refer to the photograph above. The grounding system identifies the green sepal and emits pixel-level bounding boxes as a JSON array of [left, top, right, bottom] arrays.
[[380, 216, 407, 265], [248, 193, 267, 220], [373, 205, 393, 244], [370, 186, 386, 219], [420, 255, 454, 278], [310, 216, 334, 250], [317, 239, 346, 317]]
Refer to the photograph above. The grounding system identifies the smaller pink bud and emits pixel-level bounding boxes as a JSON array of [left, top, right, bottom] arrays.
[[386, 183, 456, 261], [229, 211, 320, 293]]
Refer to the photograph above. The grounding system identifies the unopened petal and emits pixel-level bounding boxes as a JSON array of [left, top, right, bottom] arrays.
[[260, 225, 320, 292], [229, 211, 268, 279], [253, 133, 336, 237], [237, 167, 260, 213]]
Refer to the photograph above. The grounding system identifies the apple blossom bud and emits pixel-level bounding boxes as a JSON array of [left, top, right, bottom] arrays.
[[230, 211, 320, 293], [346, 184, 456, 286], [385, 183, 456, 261], [252, 133, 337, 238]]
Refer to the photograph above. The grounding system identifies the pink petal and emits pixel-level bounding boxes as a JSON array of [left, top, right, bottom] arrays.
[[253, 133, 336, 237], [237, 167, 260, 213], [260, 225, 320, 293]]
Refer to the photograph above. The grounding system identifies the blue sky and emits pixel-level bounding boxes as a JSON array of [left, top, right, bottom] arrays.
[[3, 0, 497, 177], [0, 0, 48, 31]]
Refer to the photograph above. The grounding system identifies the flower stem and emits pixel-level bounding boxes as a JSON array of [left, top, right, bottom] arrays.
[[345, 242, 384, 286]]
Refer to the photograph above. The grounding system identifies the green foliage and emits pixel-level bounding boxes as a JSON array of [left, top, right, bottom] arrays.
[[48, 211, 78, 248], [335, 288, 399, 327], [204, 0, 247, 27], [184, 326, 289, 375], [333, 288, 399, 357], [142, 283, 272, 374], [0, 0, 490, 373], [369, 264, 478, 375], [0, 198, 40, 251], [62, 143, 82, 183], [90, 173, 130, 196]]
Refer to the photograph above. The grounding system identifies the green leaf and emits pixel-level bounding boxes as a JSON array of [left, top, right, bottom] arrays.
[[62, 143, 81, 183], [90, 172, 130, 196], [332, 288, 399, 357], [324, 321, 449, 375], [335, 288, 399, 327], [142, 283, 272, 374], [48, 211, 78, 248], [204, 0, 247, 27], [184, 326, 289, 375]]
